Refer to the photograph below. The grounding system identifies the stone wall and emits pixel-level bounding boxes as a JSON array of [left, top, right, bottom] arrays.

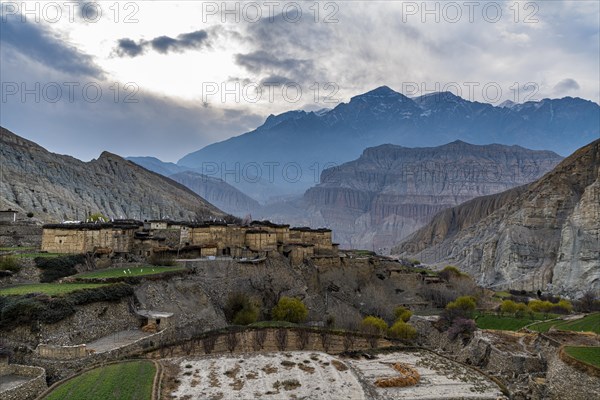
[[0, 222, 42, 248], [36, 344, 87, 360], [0, 364, 47, 400]]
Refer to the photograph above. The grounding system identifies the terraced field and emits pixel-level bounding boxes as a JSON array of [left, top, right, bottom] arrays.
[[43, 361, 156, 400], [0, 283, 108, 296], [528, 313, 600, 334], [564, 346, 600, 368], [76, 266, 185, 279]]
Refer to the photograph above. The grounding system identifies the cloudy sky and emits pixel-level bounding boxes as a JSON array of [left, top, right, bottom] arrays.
[[1, 0, 599, 161]]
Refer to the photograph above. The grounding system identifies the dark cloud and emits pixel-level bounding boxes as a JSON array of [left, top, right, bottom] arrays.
[[0, 16, 103, 78], [115, 30, 209, 57], [116, 38, 145, 57], [554, 78, 580, 94], [235, 51, 315, 83], [259, 75, 295, 87]]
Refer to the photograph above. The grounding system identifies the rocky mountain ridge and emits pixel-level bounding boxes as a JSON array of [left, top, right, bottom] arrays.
[[0, 127, 225, 222], [394, 139, 600, 296], [254, 141, 563, 250]]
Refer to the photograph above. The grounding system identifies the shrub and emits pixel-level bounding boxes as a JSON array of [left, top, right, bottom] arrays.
[[148, 253, 176, 267], [26, 212, 34, 218], [500, 300, 518, 315], [0, 256, 20, 272], [388, 320, 417, 340], [35, 254, 86, 282], [529, 299, 554, 314], [554, 299, 573, 314], [515, 302, 533, 319], [447, 318, 477, 341], [271, 297, 308, 323], [447, 296, 476, 313], [575, 291, 600, 313], [439, 266, 463, 281], [225, 292, 259, 325], [87, 213, 108, 222], [394, 306, 412, 322], [361, 316, 388, 335], [233, 307, 259, 325]]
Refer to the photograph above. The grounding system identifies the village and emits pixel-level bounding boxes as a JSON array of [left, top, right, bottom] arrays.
[[40, 219, 340, 265]]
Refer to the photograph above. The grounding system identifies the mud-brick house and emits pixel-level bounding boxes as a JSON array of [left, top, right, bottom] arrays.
[[41, 220, 142, 255]]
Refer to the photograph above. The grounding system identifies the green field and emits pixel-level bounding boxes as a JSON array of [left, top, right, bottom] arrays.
[[76, 266, 185, 279], [528, 313, 600, 334], [564, 346, 600, 368], [474, 312, 559, 331], [0, 283, 108, 296], [0, 246, 36, 251], [44, 361, 156, 400]]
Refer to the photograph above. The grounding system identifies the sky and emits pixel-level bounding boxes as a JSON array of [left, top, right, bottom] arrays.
[[1, 0, 599, 162]]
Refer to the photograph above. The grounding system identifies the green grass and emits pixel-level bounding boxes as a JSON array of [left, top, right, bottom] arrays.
[[16, 252, 63, 258], [0, 283, 108, 296], [475, 314, 537, 331], [528, 313, 600, 334], [0, 246, 36, 251], [76, 266, 185, 279], [493, 291, 512, 299], [564, 346, 600, 368], [248, 320, 299, 328], [44, 361, 156, 400]]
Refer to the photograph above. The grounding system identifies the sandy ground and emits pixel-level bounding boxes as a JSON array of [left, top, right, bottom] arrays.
[[86, 329, 152, 353], [0, 374, 30, 392], [168, 350, 505, 400]]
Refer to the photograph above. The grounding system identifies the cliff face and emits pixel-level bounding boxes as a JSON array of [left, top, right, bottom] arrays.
[[302, 141, 563, 250], [394, 139, 600, 297], [0, 127, 225, 222]]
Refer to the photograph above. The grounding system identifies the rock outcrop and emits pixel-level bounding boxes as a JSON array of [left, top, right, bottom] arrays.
[[263, 141, 562, 250], [0, 127, 225, 222], [394, 139, 600, 297]]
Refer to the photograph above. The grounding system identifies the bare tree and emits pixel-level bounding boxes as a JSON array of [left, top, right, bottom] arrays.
[[203, 336, 216, 354], [320, 331, 331, 352], [296, 329, 310, 350], [275, 329, 288, 351], [226, 332, 239, 353], [343, 333, 355, 352], [253, 330, 267, 351]]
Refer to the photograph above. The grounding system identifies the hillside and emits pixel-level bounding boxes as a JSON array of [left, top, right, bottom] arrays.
[[0, 127, 225, 222], [126, 157, 260, 216], [394, 139, 600, 296]]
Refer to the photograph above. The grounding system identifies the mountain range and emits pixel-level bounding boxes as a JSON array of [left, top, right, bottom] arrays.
[[176, 86, 599, 200], [394, 139, 600, 297], [0, 127, 225, 222]]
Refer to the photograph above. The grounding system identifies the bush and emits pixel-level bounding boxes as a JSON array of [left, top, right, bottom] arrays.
[[35, 254, 86, 282], [447, 318, 477, 341], [515, 302, 533, 319], [529, 299, 554, 314], [439, 266, 463, 281], [554, 299, 573, 314], [0, 256, 20, 272], [361, 316, 388, 335], [447, 296, 476, 313], [148, 253, 176, 267], [388, 320, 417, 340], [500, 300, 518, 315], [271, 297, 308, 323], [225, 292, 259, 325], [26, 212, 34, 218], [394, 306, 412, 322]]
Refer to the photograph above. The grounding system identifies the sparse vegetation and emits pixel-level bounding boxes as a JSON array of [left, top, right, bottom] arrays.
[[148, 252, 176, 266], [271, 297, 308, 323], [393, 306, 412, 322], [0, 255, 20, 272], [43, 361, 156, 400], [0, 283, 108, 296], [447, 317, 477, 341]]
